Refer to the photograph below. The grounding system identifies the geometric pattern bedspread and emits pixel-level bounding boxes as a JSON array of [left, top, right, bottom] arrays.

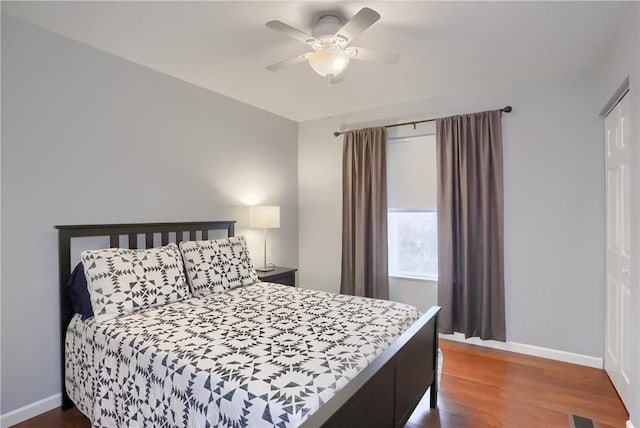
[[66, 282, 421, 428]]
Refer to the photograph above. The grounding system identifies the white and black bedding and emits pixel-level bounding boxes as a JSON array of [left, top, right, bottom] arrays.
[[66, 281, 421, 428]]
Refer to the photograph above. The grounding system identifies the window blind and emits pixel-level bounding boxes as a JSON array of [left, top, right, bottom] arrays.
[[387, 134, 437, 211]]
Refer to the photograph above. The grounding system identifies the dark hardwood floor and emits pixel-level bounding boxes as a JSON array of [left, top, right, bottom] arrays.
[[13, 339, 628, 428], [407, 340, 628, 428]]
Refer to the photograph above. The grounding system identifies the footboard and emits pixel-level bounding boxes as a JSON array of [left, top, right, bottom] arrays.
[[299, 305, 441, 428]]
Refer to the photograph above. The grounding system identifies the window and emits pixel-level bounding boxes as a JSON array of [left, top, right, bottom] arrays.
[[388, 211, 438, 279], [387, 133, 438, 280]]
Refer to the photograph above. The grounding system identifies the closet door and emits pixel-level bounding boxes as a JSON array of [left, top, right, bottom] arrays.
[[604, 93, 631, 409]]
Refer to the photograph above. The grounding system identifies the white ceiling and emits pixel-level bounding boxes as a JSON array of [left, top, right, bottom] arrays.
[[2, 1, 629, 122]]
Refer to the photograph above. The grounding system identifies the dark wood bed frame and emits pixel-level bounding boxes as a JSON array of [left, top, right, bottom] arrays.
[[56, 220, 440, 428]]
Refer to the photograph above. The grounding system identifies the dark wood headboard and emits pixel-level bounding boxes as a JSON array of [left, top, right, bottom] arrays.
[[54, 220, 236, 409]]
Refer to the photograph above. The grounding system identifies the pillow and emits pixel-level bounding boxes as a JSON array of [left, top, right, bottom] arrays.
[[179, 236, 258, 296], [66, 262, 94, 321], [81, 243, 189, 322]]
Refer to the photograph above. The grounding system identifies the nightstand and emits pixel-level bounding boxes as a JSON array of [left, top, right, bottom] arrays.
[[257, 266, 297, 286]]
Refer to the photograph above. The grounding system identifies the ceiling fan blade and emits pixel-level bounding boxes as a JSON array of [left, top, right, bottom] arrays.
[[266, 20, 318, 45], [347, 47, 399, 64], [266, 53, 311, 71], [335, 7, 380, 44]]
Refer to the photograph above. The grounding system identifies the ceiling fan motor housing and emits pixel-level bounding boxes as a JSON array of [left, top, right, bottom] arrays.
[[312, 15, 343, 38]]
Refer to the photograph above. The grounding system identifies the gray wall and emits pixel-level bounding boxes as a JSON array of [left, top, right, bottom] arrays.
[[299, 66, 605, 358], [1, 14, 298, 414], [598, 3, 640, 426]]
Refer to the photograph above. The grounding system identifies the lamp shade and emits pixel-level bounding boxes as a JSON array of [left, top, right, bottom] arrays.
[[250, 205, 280, 229], [308, 49, 351, 78]]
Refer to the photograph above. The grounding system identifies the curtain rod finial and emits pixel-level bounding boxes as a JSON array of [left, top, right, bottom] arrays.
[[502, 106, 512, 113], [334, 131, 342, 137]]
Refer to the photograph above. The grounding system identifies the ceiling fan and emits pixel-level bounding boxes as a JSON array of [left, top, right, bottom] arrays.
[[265, 7, 399, 80]]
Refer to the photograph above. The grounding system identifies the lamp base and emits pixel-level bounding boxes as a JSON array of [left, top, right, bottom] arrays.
[[256, 266, 275, 272]]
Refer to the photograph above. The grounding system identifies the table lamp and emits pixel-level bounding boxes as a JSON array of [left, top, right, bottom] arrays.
[[250, 205, 280, 272]]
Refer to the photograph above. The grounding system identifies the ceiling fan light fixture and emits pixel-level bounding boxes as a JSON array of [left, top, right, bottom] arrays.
[[308, 48, 351, 78]]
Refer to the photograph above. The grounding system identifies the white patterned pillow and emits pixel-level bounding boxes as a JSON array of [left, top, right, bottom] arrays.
[[81, 243, 189, 322], [179, 236, 258, 296]]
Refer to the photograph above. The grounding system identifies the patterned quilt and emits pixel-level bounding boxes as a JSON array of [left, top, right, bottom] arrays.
[[66, 282, 420, 428]]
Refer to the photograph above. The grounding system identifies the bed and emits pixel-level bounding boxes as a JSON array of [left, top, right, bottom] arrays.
[[56, 220, 440, 427]]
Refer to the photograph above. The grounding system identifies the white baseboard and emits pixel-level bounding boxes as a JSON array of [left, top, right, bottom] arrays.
[[0, 393, 60, 428], [441, 333, 603, 369], [627, 420, 635, 428]]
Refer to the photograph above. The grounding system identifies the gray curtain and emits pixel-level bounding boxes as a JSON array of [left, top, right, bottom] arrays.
[[341, 127, 389, 299], [436, 110, 506, 341]]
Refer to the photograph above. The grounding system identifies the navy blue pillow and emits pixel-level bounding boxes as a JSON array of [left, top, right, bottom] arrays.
[[67, 262, 94, 321]]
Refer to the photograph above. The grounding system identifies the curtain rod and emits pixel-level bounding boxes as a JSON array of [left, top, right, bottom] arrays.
[[333, 105, 513, 137]]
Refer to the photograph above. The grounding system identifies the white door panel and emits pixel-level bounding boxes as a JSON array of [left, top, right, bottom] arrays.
[[605, 275, 618, 369], [622, 164, 631, 257], [607, 169, 618, 251], [621, 283, 631, 385]]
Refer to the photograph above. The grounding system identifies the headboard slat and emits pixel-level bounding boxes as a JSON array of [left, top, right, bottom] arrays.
[[129, 233, 138, 249], [145, 233, 154, 249], [55, 220, 236, 410]]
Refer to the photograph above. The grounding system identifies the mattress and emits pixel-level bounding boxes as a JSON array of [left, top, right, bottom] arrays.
[[66, 282, 421, 428]]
